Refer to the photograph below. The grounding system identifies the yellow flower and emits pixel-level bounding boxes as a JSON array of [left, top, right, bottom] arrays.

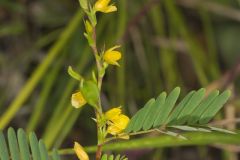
[[105, 107, 121, 120], [74, 142, 89, 160], [107, 115, 129, 135], [71, 91, 87, 108], [105, 107, 129, 135], [94, 0, 117, 13], [103, 45, 122, 66]]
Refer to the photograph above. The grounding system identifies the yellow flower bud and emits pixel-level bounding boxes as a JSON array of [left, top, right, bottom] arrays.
[[103, 45, 122, 66], [74, 142, 89, 160], [85, 20, 93, 34], [94, 0, 117, 13], [71, 92, 87, 108]]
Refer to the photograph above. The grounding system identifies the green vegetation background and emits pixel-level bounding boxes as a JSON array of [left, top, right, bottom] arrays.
[[1, 0, 240, 159]]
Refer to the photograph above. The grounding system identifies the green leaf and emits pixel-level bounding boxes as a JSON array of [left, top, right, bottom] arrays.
[[125, 109, 141, 133], [39, 140, 49, 160], [170, 125, 198, 131], [125, 88, 232, 137], [125, 99, 154, 133], [119, 155, 128, 160], [100, 154, 127, 160], [196, 127, 212, 132], [115, 154, 121, 160], [167, 91, 195, 125], [125, 99, 155, 133], [8, 128, 20, 160], [208, 126, 236, 134], [52, 149, 61, 160], [169, 125, 211, 132], [29, 132, 41, 160], [143, 92, 167, 130], [101, 154, 108, 160], [68, 66, 82, 81], [153, 87, 180, 127], [17, 129, 31, 160], [109, 155, 114, 160], [200, 90, 231, 124], [175, 88, 206, 125], [80, 80, 99, 108], [187, 90, 219, 125], [131, 99, 155, 132], [0, 128, 61, 160], [158, 130, 187, 140], [0, 130, 10, 160]]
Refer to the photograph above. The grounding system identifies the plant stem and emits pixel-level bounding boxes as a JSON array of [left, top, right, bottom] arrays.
[[96, 144, 102, 160], [90, 27, 104, 160], [91, 28, 103, 112]]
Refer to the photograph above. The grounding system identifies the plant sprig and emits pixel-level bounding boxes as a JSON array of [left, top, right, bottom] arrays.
[[69, 0, 129, 160], [69, 1, 234, 160]]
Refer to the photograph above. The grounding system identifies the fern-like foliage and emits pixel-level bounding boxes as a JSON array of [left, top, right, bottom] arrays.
[[125, 87, 234, 135], [0, 128, 61, 160], [101, 154, 128, 160]]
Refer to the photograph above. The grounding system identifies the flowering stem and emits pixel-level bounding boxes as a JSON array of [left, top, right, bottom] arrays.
[[91, 28, 104, 105], [96, 144, 102, 160], [90, 27, 104, 160]]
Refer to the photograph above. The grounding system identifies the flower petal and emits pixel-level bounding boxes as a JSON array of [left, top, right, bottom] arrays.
[[107, 114, 130, 135], [71, 92, 87, 108], [105, 45, 121, 53], [103, 50, 122, 66], [112, 114, 129, 130], [102, 5, 117, 13], [105, 107, 121, 121], [107, 125, 122, 135], [94, 0, 111, 12], [74, 142, 89, 160]]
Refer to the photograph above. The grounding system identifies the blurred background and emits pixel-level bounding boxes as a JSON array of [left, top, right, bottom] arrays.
[[1, 0, 240, 159]]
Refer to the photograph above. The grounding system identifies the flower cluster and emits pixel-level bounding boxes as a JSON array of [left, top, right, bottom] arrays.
[[105, 107, 129, 135], [71, 95, 130, 136]]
